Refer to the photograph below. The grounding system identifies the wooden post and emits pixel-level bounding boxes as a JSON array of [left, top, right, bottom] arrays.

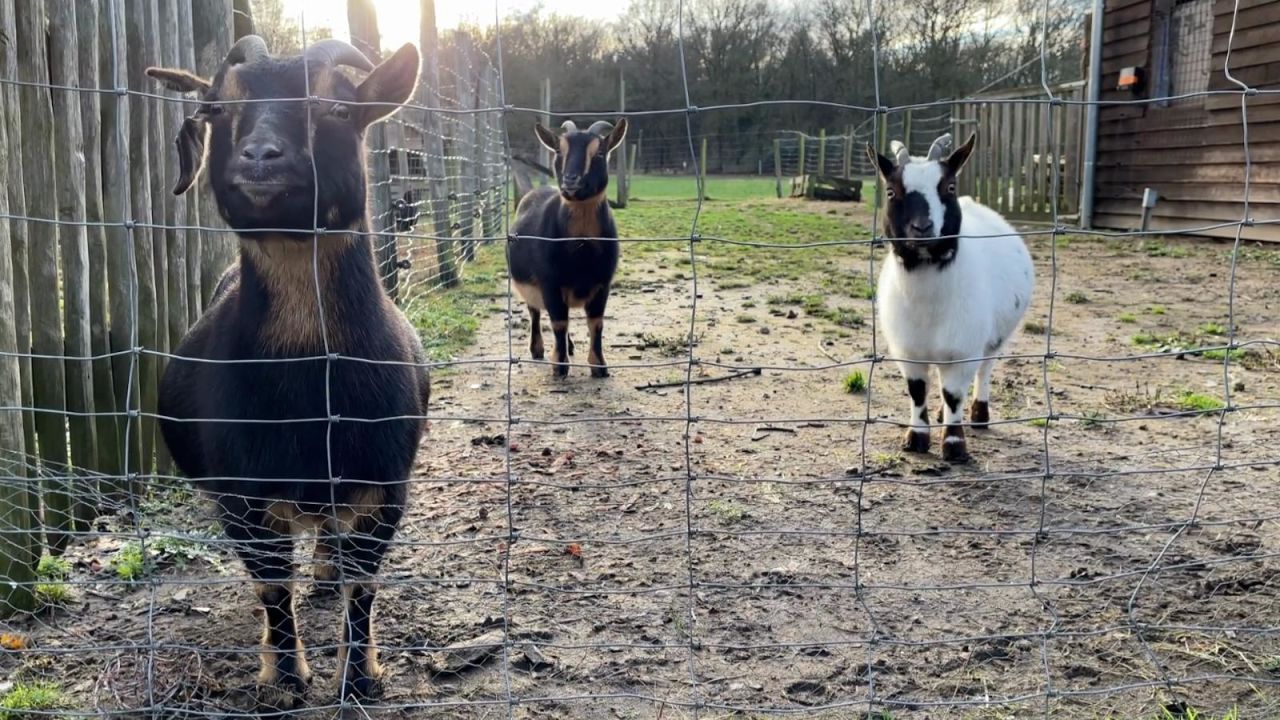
[[126, 0, 160, 478], [145, 0, 170, 407], [633, 129, 642, 175], [1, 0, 37, 474], [698, 137, 708, 202], [159, 0, 189, 357], [100, 0, 137, 494], [49, 0, 99, 528], [420, 0, 457, 287], [19, 0, 75, 552], [817, 128, 827, 176], [904, 109, 913, 150], [843, 124, 853, 180], [0, 0, 37, 615], [348, 0, 398, 298], [454, 33, 480, 262], [538, 77, 552, 177], [176, 0, 202, 322], [78, 0, 120, 483], [615, 72, 628, 209], [193, 0, 234, 309], [770, 137, 779, 193], [475, 61, 495, 242], [876, 119, 888, 212], [232, 0, 254, 38], [797, 133, 806, 177]]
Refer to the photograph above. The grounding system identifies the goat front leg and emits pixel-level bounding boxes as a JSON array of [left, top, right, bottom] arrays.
[[585, 284, 610, 378], [527, 307, 545, 360], [899, 361, 930, 453], [938, 361, 979, 463], [970, 357, 997, 428], [222, 499, 310, 711], [333, 500, 403, 702], [542, 290, 572, 377]]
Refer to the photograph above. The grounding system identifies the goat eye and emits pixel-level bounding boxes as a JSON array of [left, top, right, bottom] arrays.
[[331, 104, 351, 120], [203, 104, 224, 116], [886, 188, 896, 199], [946, 183, 957, 194]]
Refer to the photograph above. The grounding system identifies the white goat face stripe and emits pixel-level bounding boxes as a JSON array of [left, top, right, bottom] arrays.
[[900, 160, 946, 235]]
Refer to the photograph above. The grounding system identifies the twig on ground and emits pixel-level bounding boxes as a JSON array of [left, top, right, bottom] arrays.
[[635, 367, 762, 391]]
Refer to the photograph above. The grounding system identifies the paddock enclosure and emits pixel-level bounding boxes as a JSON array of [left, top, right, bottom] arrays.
[[1, 0, 1279, 718]]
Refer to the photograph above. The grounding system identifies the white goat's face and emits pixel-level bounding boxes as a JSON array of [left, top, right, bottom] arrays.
[[867, 133, 977, 270]]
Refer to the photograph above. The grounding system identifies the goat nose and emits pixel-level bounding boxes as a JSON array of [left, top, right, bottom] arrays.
[[241, 141, 283, 162], [911, 219, 934, 232]]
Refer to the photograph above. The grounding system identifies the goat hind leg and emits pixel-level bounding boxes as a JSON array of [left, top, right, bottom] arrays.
[[334, 503, 404, 701], [899, 362, 930, 453], [937, 361, 979, 463], [528, 308, 545, 360], [970, 358, 996, 428]]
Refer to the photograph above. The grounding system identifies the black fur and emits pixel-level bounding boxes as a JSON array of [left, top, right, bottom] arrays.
[[509, 120, 626, 378], [150, 37, 425, 708], [867, 134, 976, 272]]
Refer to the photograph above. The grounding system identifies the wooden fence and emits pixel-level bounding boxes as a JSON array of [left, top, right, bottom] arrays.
[[952, 81, 1087, 222], [0, 0, 505, 614]]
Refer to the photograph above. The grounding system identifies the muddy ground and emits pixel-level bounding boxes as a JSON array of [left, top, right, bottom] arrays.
[[5, 196, 1280, 719]]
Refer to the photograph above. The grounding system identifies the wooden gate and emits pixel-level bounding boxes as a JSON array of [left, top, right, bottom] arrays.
[[952, 81, 1086, 222]]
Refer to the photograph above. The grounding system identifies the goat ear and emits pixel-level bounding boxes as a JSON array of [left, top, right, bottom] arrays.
[[944, 132, 977, 176], [534, 123, 559, 153], [172, 115, 209, 195], [865, 143, 896, 180], [146, 66, 211, 94], [605, 118, 628, 154], [354, 43, 420, 129]]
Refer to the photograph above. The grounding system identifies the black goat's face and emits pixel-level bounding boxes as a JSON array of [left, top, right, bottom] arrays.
[[534, 119, 628, 202], [868, 133, 976, 270], [147, 36, 420, 238]]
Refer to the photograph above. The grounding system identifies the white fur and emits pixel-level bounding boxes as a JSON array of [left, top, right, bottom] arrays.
[[878, 187, 1035, 448]]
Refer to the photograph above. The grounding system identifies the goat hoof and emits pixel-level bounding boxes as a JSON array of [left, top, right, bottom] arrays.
[[901, 430, 930, 454], [942, 441, 971, 464], [341, 672, 384, 702], [310, 579, 341, 597], [970, 401, 990, 429], [529, 346, 544, 361], [256, 676, 307, 713], [552, 363, 569, 378], [590, 365, 609, 378]]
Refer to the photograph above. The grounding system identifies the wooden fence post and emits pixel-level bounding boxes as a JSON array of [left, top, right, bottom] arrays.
[[348, 0, 398, 298], [0, 0, 37, 615], [616, 73, 628, 208], [159, 1, 189, 364], [773, 138, 782, 198], [455, 34, 482, 262], [475, 62, 496, 242], [176, 1, 203, 323], [420, 0, 457, 288], [49, 0, 99, 528], [193, 1, 234, 309], [843, 124, 853, 180], [78, 0, 121, 483], [698, 137, 708, 201], [100, 0, 138, 497], [817, 128, 827, 176], [797, 133, 806, 177], [144, 2, 170, 470], [19, 0, 75, 553], [125, 0, 160, 479], [539, 77, 552, 177]]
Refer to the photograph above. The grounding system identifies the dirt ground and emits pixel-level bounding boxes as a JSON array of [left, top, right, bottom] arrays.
[[5, 196, 1280, 719]]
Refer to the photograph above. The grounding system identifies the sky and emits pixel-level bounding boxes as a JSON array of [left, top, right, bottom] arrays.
[[281, 0, 627, 49]]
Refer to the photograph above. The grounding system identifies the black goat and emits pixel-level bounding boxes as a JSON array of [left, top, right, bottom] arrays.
[[508, 119, 627, 377], [148, 36, 427, 709]]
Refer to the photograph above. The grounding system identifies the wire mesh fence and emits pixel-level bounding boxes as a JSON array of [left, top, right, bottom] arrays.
[[1, 0, 1279, 717]]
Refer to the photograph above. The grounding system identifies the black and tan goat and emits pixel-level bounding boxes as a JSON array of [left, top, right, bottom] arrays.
[[508, 119, 627, 377], [148, 36, 428, 708]]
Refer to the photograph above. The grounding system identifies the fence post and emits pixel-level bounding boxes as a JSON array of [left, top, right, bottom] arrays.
[[616, 72, 628, 209], [773, 138, 782, 198], [817, 128, 826, 176], [176, 0, 202, 323], [126, 0, 161, 480], [875, 119, 888, 213], [19, 0, 75, 553], [479, 64, 502, 242], [100, 0, 138, 496], [159, 0, 189, 363], [143, 0, 170, 444], [79, 0, 121, 483], [0, 0, 37, 615], [453, 33, 480, 262], [797, 133, 806, 176], [418, 0, 457, 288], [49, 0, 99, 528], [193, 1, 235, 309], [348, 0, 399, 299], [843, 124, 853, 179], [904, 109, 913, 149], [698, 137, 708, 201], [633, 129, 642, 175], [539, 77, 552, 178]]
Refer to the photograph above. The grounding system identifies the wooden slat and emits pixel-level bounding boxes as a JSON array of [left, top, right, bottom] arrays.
[[1103, 34, 1150, 62], [1102, 102, 1280, 132], [1102, 17, 1151, 44], [1013, 99, 1025, 214], [1098, 180, 1280, 202], [1097, 160, 1278, 183], [1206, 90, 1280, 112], [1210, 23, 1275, 54], [1208, 60, 1280, 90], [1107, 0, 1150, 12], [1213, 0, 1275, 17], [1105, 2, 1155, 26], [1211, 2, 1280, 30], [1097, 123, 1262, 151], [1101, 142, 1280, 164], [1096, 198, 1272, 223], [1093, 212, 1280, 241]]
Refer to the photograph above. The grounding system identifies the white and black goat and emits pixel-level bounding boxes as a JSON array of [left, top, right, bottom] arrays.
[[867, 133, 1035, 463], [508, 119, 627, 378]]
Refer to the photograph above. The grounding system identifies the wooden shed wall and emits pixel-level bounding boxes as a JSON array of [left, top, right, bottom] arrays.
[[1093, 0, 1280, 241]]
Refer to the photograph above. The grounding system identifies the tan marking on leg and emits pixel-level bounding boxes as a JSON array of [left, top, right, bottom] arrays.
[[587, 316, 604, 367], [513, 280, 545, 310]]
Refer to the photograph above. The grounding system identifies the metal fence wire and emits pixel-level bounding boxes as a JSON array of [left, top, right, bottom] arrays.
[[1, 0, 1279, 717]]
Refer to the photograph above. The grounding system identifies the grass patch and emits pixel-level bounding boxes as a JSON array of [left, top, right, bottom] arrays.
[[1028, 417, 1049, 428], [34, 554, 74, 609], [0, 682, 68, 720], [842, 370, 867, 394], [1023, 320, 1046, 335], [402, 244, 505, 363], [1142, 240, 1192, 258], [1077, 410, 1107, 429], [1152, 705, 1239, 720], [1148, 305, 1166, 315], [113, 542, 147, 581], [37, 555, 71, 580], [1175, 390, 1225, 413], [1118, 312, 1137, 323], [1199, 321, 1227, 336], [735, 314, 757, 324], [706, 499, 747, 524], [1064, 291, 1089, 304]]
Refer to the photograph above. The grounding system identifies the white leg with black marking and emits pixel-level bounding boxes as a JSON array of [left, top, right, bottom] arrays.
[[937, 361, 978, 463], [899, 361, 931, 454], [971, 357, 996, 428]]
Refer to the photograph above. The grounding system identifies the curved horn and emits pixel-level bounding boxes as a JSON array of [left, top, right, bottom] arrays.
[[560, 120, 578, 133], [889, 139, 910, 166], [586, 120, 614, 137], [927, 133, 953, 161], [304, 38, 374, 72], [225, 34, 269, 66]]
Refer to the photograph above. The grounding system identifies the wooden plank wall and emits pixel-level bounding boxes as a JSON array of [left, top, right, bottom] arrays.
[[1093, 0, 1280, 240]]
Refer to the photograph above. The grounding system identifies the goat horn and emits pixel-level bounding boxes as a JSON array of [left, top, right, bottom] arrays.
[[586, 120, 614, 137], [304, 38, 374, 72], [927, 133, 953, 161], [889, 139, 910, 166], [559, 120, 578, 133], [225, 34, 269, 66]]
